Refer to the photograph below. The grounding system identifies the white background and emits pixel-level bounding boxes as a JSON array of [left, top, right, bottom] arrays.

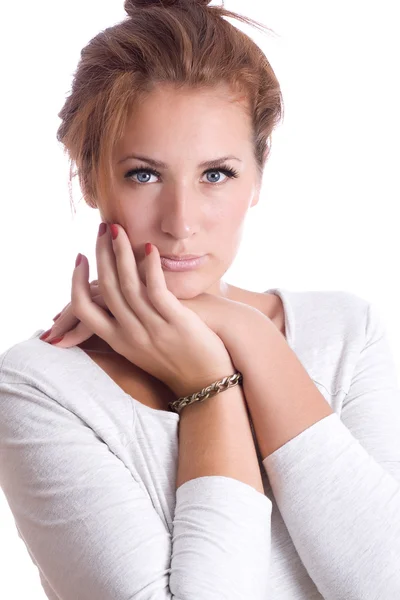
[[0, 0, 399, 597]]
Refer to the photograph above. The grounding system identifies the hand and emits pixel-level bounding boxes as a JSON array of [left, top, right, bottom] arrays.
[[41, 223, 237, 398], [47, 279, 114, 345], [47, 280, 233, 349], [48, 280, 269, 368]]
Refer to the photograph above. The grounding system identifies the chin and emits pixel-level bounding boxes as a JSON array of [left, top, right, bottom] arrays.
[[163, 275, 208, 299]]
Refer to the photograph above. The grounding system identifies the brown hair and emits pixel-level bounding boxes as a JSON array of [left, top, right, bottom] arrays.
[[56, 0, 284, 224]]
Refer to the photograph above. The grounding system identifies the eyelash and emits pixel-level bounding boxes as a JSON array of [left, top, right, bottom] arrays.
[[124, 163, 240, 185]]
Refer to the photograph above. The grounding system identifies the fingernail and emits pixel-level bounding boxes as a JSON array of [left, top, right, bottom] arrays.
[[98, 222, 107, 237], [75, 253, 82, 268], [52, 312, 62, 322], [49, 336, 64, 345], [110, 224, 118, 240], [145, 242, 152, 256], [40, 329, 52, 341]]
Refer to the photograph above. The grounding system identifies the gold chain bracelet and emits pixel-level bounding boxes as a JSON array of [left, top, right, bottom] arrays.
[[168, 371, 243, 414]]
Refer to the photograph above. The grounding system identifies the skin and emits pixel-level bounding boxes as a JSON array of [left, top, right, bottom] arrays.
[[79, 81, 283, 355]]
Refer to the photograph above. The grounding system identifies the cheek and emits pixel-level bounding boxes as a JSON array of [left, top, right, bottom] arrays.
[[211, 198, 248, 230], [120, 207, 150, 239], [209, 214, 246, 257]]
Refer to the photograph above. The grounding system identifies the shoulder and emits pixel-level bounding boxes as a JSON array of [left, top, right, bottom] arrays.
[[279, 288, 371, 393], [284, 288, 368, 322], [0, 330, 77, 390], [281, 288, 369, 335], [0, 331, 133, 440], [0, 330, 53, 385], [267, 287, 369, 346]]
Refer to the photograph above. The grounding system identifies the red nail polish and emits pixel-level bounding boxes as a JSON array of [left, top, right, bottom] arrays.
[[98, 222, 107, 237], [110, 224, 118, 240], [145, 242, 152, 256], [40, 329, 52, 341], [49, 336, 64, 345]]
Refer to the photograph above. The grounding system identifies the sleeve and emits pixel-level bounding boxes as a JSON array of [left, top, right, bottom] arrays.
[[261, 301, 400, 600], [0, 379, 272, 600]]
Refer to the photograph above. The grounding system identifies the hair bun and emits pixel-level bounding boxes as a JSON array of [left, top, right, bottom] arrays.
[[124, 0, 211, 17]]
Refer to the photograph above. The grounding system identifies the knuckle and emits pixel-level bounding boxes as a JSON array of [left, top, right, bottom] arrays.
[[120, 280, 140, 300], [120, 277, 135, 293], [99, 276, 113, 290], [146, 284, 164, 302]]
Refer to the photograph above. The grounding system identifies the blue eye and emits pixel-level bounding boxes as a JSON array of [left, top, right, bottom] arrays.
[[124, 163, 239, 185]]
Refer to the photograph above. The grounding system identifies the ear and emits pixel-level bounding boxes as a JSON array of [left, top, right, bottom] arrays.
[[249, 165, 265, 208], [247, 145, 268, 208], [250, 184, 261, 208]]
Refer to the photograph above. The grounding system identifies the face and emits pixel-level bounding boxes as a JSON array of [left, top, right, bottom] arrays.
[[105, 82, 262, 300]]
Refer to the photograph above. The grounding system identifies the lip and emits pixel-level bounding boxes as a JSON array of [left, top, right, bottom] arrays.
[[160, 254, 203, 260], [160, 255, 207, 272]]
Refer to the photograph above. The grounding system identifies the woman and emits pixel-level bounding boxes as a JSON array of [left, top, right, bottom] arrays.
[[1, 1, 400, 598]]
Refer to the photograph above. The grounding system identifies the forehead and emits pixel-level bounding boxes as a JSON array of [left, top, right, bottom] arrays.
[[116, 83, 252, 151]]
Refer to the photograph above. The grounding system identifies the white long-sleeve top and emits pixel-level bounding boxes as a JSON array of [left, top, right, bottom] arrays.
[[0, 287, 399, 599]]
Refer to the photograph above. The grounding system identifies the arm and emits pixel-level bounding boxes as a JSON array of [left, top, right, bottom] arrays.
[[174, 379, 272, 598], [0, 380, 175, 599], [0, 362, 272, 599], [176, 367, 265, 493], [217, 305, 334, 459], [219, 301, 400, 599]]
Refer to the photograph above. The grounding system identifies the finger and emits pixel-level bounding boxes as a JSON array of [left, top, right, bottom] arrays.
[[143, 242, 184, 323], [111, 225, 182, 324], [91, 294, 115, 317], [46, 320, 94, 349], [96, 223, 145, 332], [102, 223, 164, 330], [70, 252, 119, 349], [52, 302, 71, 322], [91, 293, 107, 308], [48, 292, 113, 344], [52, 282, 100, 322], [49, 308, 80, 340]]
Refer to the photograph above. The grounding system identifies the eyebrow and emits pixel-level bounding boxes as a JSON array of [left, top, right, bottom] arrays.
[[117, 154, 242, 168]]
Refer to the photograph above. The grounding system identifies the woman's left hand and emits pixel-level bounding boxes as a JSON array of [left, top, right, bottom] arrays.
[[40, 224, 256, 352], [41, 279, 115, 347]]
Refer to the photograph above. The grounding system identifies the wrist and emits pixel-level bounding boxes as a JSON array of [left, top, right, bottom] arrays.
[[219, 305, 279, 375], [169, 361, 237, 398], [169, 365, 242, 414]]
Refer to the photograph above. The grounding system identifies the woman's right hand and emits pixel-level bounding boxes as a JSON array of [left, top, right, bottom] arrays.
[[43, 223, 235, 399]]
